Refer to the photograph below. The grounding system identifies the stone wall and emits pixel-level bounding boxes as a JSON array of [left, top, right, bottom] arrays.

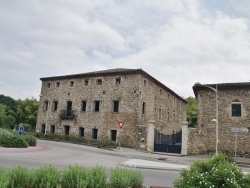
[[36, 70, 186, 150], [188, 88, 250, 157]]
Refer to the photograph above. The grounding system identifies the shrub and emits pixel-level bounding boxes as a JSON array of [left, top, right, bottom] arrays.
[[23, 135, 37, 146], [61, 166, 87, 188], [109, 167, 144, 188], [0, 128, 13, 136], [174, 153, 250, 188], [8, 166, 31, 188], [0, 134, 28, 148], [87, 166, 107, 188], [31, 165, 60, 188], [90, 139, 118, 149], [0, 167, 9, 188]]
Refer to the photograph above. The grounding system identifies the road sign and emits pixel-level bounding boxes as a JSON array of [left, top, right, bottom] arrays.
[[18, 126, 24, 136], [231, 127, 249, 133], [118, 122, 124, 129]]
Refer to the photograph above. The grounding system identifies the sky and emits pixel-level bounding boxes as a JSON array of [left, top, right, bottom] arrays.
[[1, 0, 250, 100]]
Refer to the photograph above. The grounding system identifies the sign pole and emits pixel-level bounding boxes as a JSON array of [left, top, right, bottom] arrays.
[[235, 133, 237, 158], [118, 122, 124, 150], [119, 128, 121, 150]]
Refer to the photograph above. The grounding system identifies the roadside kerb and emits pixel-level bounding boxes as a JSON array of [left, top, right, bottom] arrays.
[[120, 159, 189, 171]]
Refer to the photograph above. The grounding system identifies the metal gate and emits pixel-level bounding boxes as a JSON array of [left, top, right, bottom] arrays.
[[154, 129, 182, 153]]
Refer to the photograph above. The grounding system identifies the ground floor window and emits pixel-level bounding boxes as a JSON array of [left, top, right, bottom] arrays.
[[92, 128, 98, 139], [79, 127, 84, 137], [41, 124, 46, 134], [64, 125, 70, 135], [111, 130, 117, 141], [50, 125, 55, 134]]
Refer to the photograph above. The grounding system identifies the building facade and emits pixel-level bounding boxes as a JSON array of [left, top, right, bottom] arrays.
[[36, 68, 187, 150], [190, 82, 250, 156]]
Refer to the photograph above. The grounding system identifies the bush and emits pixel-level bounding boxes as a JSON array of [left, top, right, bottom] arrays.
[[0, 128, 13, 137], [0, 134, 28, 148], [87, 166, 107, 188], [109, 167, 144, 188], [61, 166, 87, 188], [0, 167, 9, 188], [0, 165, 144, 188], [8, 166, 31, 188], [174, 153, 250, 188], [90, 139, 118, 149], [31, 166, 59, 188], [23, 135, 37, 146]]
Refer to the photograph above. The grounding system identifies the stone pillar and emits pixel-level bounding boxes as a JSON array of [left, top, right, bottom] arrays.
[[147, 120, 155, 153], [181, 121, 189, 155]]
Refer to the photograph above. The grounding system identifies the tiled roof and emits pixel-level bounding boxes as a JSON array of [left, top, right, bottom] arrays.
[[193, 82, 250, 98], [40, 68, 187, 103]]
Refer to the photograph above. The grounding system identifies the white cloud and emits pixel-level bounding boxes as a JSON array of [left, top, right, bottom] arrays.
[[0, 0, 250, 99]]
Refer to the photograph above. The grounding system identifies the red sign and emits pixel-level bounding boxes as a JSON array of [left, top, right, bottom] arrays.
[[118, 122, 124, 128]]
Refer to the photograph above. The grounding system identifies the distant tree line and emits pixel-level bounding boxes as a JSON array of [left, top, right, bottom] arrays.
[[0, 94, 39, 131]]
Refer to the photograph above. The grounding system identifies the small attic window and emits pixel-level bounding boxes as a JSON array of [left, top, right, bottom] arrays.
[[84, 79, 89, 86], [69, 81, 74, 87], [97, 79, 102, 85], [115, 77, 121, 85], [46, 82, 51, 88], [56, 82, 60, 87]]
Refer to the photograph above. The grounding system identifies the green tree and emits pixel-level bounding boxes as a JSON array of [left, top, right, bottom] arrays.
[[0, 104, 7, 127], [185, 96, 198, 127]]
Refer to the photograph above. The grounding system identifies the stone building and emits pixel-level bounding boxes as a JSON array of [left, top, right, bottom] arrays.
[[190, 82, 250, 156], [36, 68, 187, 151]]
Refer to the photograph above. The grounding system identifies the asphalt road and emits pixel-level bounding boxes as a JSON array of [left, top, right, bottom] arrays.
[[0, 139, 185, 187]]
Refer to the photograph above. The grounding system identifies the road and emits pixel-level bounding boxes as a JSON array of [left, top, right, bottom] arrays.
[[0, 140, 190, 187]]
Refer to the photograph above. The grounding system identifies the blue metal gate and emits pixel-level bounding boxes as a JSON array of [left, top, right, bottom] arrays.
[[154, 129, 182, 153]]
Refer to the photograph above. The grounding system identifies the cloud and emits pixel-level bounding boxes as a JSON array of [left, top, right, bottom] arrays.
[[0, 0, 250, 99]]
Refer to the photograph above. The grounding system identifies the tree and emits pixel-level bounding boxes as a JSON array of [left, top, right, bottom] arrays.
[[0, 103, 7, 127], [185, 96, 198, 127]]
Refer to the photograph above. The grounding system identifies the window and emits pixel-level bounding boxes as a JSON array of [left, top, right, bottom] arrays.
[[144, 80, 147, 87], [44, 101, 49, 111], [79, 127, 84, 137], [46, 82, 51, 88], [167, 111, 170, 121], [232, 103, 242, 117], [159, 109, 162, 119], [41, 124, 46, 134], [97, 79, 102, 85], [84, 79, 89, 86], [69, 81, 74, 87], [115, 77, 121, 85], [52, 101, 58, 111], [159, 89, 162, 95], [82, 101, 87, 111], [94, 101, 100, 112], [56, 82, 60, 87], [111, 130, 117, 141], [50, 125, 55, 134], [142, 102, 146, 114], [67, 101, 72, 116], [113, 101, 119, 112], [173, 97, 176, 107], [64, 126, 70, 135], [92, 128, 98, 139]]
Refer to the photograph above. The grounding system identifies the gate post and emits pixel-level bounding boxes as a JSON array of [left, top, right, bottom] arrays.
[[147, 120, 155, 153], [181, 121, 189, 155]]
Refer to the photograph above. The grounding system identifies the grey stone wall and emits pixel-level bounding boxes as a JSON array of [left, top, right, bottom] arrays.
[[188, 89, 250, 157], [36, 71, 186, 150]]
